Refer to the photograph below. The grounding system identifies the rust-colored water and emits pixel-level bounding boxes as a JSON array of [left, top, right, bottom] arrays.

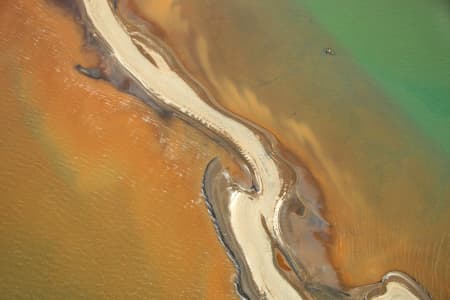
[[126, 0, 450, 298], [0, 1, 237, 299]]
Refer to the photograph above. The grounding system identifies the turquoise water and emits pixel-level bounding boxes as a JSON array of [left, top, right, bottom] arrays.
[[296, 0, 450, 155]]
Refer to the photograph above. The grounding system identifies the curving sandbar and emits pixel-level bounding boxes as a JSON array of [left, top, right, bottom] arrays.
[[77, 0, 432, 299], [80, 0, 301, 298]]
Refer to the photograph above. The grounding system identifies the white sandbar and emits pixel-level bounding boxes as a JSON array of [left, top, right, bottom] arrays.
[[81, 0, 301, 298]]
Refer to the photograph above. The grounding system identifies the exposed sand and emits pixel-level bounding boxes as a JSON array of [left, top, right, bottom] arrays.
[[373, 283, 419, 300], [0, 0, 236, 298], [124, 2, 449, 298], [77, 0, 432, 299], [80, 0, 302, 298]]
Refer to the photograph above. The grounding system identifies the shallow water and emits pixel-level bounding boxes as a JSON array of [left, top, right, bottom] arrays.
[[128, 0, 449, 298], [0, 1, 237, 298], [296, 0, 450, 155], [1, 0, 449, 298]]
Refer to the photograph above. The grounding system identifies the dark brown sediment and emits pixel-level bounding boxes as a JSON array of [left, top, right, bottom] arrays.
[[75, 64, 103, 79], [201, 158, 253, 300]]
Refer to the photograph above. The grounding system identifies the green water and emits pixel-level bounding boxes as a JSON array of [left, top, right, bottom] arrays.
[[296, 0, 450, 154]]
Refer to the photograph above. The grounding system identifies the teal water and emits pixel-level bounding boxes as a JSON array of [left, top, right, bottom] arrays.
[[296, 0, 450, 155], [87, 0, 450, 297]]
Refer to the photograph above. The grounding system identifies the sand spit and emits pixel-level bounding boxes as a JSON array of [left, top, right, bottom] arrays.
[[79, 0, 303, 298], [76, 0, 431, 299]]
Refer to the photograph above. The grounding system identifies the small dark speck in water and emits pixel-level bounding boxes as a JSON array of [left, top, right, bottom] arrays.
[[323, 47, 336, 56]]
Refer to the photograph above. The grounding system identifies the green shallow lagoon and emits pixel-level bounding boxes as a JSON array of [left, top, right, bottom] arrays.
[[129, 0, 450, 297], [295, 0, 450, 155]]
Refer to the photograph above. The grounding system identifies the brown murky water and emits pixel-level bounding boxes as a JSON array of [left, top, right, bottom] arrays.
[[0, 1, 237, 299], [126, 0, 449, 298], [1, 0, 449, 298]]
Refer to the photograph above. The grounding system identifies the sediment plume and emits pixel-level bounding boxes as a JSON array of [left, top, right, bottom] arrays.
[[68, 0, 432, 299]]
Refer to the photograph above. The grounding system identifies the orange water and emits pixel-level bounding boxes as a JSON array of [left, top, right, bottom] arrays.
[[0, 1, 237, 298], [126, 0, 449, 298]]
